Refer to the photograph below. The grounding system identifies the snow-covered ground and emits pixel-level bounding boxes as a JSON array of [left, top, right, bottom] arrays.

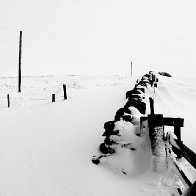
[[0, 74, 195, 196]]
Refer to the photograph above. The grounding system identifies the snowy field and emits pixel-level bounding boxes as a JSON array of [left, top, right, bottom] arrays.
[[0, 74, 196, 195]]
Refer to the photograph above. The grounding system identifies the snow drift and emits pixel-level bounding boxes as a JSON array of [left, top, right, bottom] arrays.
[[0, 74, 195, 195]]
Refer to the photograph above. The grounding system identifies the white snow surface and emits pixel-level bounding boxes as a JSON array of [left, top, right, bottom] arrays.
[[0, 74, 195, 195]]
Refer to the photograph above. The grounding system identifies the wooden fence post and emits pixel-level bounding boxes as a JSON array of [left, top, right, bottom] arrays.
[[148, 114, 166, 172], [174, 118, 183, 141], [7, 94, 10, 108], [63, 84, 67, 100], [18, 31, 22, 93], [52, 94, 55, 102], [148, 98, 167, 171], [149, 97, 154, 115], [174, 118, 184, 159]]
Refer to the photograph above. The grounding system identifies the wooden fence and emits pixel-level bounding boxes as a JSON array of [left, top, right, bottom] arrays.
[[94, 71, 196, 195]]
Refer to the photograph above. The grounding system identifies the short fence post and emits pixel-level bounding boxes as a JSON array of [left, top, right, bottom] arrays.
[[52, 94, 55, 102], [148, 98, 167, 172], [173, 118, 184, 158], [148, 114, 166, 172], [63, 84, 67, 100], [174, 118, 183, 141], [7, 94, 10, 108], [149, 97, 154, 115]]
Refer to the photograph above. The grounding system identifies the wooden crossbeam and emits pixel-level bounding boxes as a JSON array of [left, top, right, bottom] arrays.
[[163, 118, 184, 127], [140, 117, 184, 127]]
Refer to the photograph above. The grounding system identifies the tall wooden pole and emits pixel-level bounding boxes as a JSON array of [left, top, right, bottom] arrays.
[[7, 94, 10, 108], [18, 31, 22, 93], [131, 61, 132, 77], [63, 84, 67, 100]]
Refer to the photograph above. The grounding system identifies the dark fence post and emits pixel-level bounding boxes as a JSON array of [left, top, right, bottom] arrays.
[[18, 31, 22, 93], [149, 97, 154, 115], [173, 118, 184, 159], [148, 114, 166, 172], [63, 84, 67, 100], [174, 118, 183, 141], [52, 94, 55, 102], [7, 94, 10, 108], [148, 98, 166, 171]]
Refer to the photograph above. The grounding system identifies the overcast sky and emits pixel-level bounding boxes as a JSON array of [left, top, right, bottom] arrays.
[[0, 0, 196, 76]]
